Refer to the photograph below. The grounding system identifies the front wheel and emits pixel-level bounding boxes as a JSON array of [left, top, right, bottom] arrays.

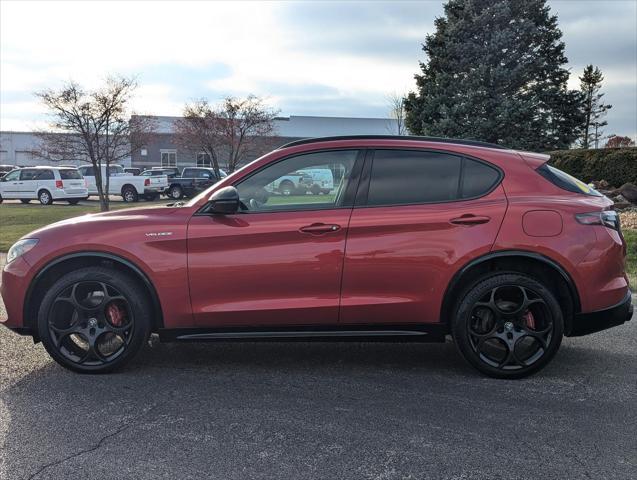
[[452, 273, 563, 379], [37, 267, 152, 373]]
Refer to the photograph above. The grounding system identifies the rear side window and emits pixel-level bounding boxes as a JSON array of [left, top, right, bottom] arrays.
[[37, 170, 54, 180], [80, 166, 95, 176], [60, 169, 82, 180], [461, 159, 500, 198], [367, 150, 462, 205], [537, 164, 601, 196]]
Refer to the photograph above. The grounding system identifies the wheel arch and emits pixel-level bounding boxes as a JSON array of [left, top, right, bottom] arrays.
[[24, 252, 164, 336], [120, 183, 138, 195], [441, 250, 580, 334]]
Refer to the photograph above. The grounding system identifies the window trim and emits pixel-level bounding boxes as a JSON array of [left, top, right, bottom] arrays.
[[196, 152, 212, 168], [355, 148, 504, 209], [196, 147, 365, 215]]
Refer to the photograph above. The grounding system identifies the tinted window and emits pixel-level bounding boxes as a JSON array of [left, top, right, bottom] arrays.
[[367, 150, 462, 206], [60, 169, 82, 180], [108, 165, 124, 176], [537, 164, 601, 197], [36, 170, 55, 180], [20, 169, 39, 181], [461, 159, 500, 198], [80, 166, 95, 176]]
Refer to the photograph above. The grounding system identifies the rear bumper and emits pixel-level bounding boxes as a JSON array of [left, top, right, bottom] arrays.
[[569, 290, 633, 337]]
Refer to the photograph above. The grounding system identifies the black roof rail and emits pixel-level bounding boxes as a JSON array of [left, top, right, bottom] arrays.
[[277, 135, 508, 150]]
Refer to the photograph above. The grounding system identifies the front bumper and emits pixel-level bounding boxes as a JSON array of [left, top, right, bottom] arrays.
[[569, 290, 633, 336]]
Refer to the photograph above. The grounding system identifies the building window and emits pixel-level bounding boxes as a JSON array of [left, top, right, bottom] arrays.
[[161, 150, 177, 167], [141, 148, 148, 156], [197, 153, 212, 167]]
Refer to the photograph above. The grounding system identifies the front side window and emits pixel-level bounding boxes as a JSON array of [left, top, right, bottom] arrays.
[[161, 151, 177, 167], [236, 150, 359, 212], [2, 170, 21, 181]]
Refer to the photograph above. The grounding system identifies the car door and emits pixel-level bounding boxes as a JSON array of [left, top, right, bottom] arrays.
[[18, 169, 40, 198], [32, 169, 55, 198], [0, 169, 21, 198], [187, 149, 363, 327], [339, 149, 507, 325]]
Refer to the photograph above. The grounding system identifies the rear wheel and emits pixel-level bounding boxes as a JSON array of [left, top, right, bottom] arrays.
[[20, 199, 31, 204], [37, 267, 152, 373], [452, 273, 563, 379], [122, 186, 138, 203], [167, 185, 183, 200], [38, 189, 53, 205], [278, 180, 294, 196]]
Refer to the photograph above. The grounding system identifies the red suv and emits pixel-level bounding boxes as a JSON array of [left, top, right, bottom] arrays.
[[1, 137, 632, 378]]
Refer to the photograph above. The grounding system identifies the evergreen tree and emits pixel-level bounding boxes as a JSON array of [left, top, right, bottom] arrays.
[[405, 0, 585, 150], [579, 65, 612, 149]]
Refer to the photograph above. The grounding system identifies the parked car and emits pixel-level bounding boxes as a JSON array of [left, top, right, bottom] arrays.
[[299, 167, 334, 195], [0, 166, 88, 205], [78, 164, 167, 202], [1, 136, 631, 377], [142, 167, 226, 200], [268, 171, 313, 196], [0, 165, 19, 178], [124, 168, 141, 176]]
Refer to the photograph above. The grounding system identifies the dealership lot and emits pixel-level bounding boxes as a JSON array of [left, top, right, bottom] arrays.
[[1, 263, 635, 479]]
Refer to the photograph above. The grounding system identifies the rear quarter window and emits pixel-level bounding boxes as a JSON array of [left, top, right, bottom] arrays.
[[60, 169, 82, 180], [537, 164, 601, 196]]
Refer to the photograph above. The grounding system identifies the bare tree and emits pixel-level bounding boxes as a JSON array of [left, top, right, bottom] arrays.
[[174, 95, 278, 176], [35, 76, 154, 211], [386, 92, 408, 135]]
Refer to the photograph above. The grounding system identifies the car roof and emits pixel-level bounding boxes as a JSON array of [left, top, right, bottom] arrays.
[[278, 135, 508, 151], [21, 166, 78, 170]]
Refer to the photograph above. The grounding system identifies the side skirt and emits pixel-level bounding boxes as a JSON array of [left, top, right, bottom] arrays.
[[158, 324, 449, 343]]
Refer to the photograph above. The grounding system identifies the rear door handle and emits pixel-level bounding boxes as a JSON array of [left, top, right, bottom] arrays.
[[450, 215, 491, 226], [299, 223, 341, 234]]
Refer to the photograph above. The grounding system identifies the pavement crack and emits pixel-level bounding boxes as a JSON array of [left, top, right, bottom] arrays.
[[26, 403, 160, 480]]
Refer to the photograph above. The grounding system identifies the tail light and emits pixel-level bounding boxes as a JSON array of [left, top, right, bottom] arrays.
[[55, 180, 63, 189], [144, 178, 150, 186], [575, 211, 620, 231]]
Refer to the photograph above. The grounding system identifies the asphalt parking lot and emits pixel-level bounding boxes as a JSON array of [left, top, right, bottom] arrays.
[[1, 260, 636, 479]]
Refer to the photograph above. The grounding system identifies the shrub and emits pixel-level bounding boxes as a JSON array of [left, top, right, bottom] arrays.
[[549, 147, 637, 188]]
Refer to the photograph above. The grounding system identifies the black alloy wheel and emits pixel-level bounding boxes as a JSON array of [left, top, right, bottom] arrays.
[[453, 273, 563, 379], [38, 267, 151, 373]]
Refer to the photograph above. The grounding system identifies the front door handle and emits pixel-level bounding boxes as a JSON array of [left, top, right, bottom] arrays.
[[450, 214, 491, 226], [299, 223, 341, 234]]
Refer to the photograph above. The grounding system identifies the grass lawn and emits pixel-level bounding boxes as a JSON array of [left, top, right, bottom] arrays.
[[0, 201, 168, 252], [622, 229, 637, 288]]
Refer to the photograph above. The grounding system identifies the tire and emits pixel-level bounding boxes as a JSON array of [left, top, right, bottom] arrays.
[[122, 186, 138, 203], [310, 185, 321, 195], [37, 267, 152, 373], [67, 199, 80, 205], [38, 189, 53, 205], [20, 199, 31, 204], [278, 180, 294, 196], [167, 185, 183, 200], [451, 273, 564, 379]]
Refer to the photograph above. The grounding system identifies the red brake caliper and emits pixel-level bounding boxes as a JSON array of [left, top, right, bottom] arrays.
[[106, 302, 126, 327], [522, 310, 536, 330]]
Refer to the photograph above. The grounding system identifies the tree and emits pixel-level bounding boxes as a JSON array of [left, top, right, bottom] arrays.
[[579, 65, 612, 149], [605, 135, 635, 148], [174, 95, 278, 176], [405, 0, 585, 151], [35, 77, 154, 211], [386, 93, 408, 135]]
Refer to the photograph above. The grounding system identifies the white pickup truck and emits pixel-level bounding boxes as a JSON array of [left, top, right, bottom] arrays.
[[77, 164, 168, 202]]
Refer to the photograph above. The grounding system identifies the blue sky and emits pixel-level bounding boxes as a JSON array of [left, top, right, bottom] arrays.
[[1, 0, 635, 140]]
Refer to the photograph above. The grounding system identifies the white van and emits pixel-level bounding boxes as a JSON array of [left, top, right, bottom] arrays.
[[0, 167, 88, 205], [78, 164, 167, 202], [298, 167, 334, 195]]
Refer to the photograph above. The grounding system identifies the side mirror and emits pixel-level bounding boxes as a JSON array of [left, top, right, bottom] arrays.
[[207, 186, 240, 214]]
